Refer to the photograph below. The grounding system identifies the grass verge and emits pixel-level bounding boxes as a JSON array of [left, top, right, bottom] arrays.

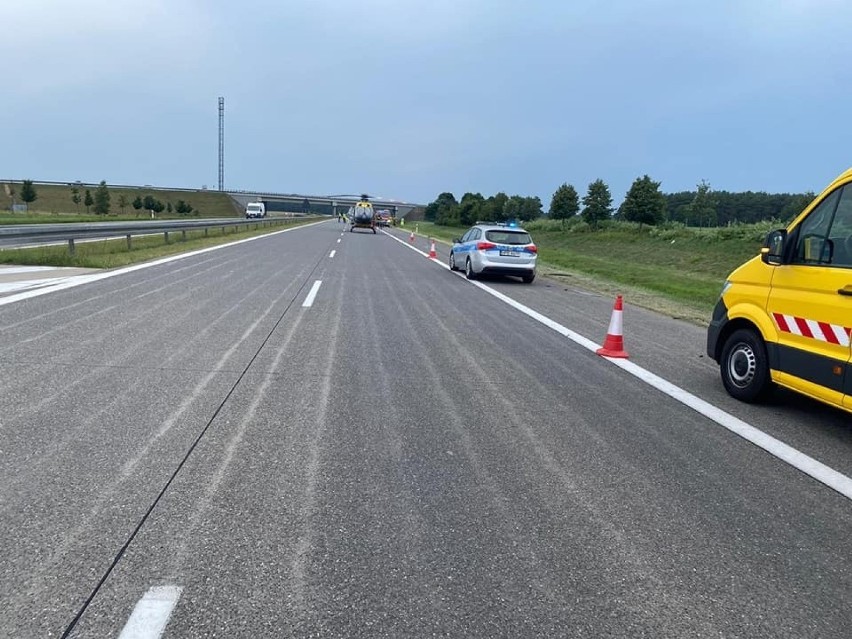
[[0, 218, 322, 269]]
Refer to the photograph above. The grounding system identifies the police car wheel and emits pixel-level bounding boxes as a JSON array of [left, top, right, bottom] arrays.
[[465, 259, 476, 280], [720, 328, 773, 402], [449, 252, 457, 270]]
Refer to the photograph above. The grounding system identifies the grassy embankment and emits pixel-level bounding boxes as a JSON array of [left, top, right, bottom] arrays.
[[413, 218, 778, 324], [0, 183, 240, 223]]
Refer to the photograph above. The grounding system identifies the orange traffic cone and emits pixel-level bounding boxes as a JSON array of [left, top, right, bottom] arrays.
[[427, 239, 437, 259], [596, 295, 628, 358], [409, 231, 415, 243]]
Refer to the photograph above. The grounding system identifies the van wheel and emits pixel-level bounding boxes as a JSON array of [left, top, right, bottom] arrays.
[[720, 328, 774, 402]]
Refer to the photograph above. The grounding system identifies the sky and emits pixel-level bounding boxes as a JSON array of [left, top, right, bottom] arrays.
[[2, 0, 852, 207]]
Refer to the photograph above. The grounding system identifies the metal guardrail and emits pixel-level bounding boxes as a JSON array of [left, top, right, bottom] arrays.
[[0, 216, 315, 254], [1, 179, 206, 194]]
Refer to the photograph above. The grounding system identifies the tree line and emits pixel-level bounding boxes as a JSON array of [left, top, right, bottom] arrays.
[[425, 193, 544, 227], [69, 181, 115, 215], [426, 177, 815, 228], [663, 187, 814, 226]]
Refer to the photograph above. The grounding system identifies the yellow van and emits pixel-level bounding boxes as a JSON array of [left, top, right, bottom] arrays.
[[707, 168, 852, 413]]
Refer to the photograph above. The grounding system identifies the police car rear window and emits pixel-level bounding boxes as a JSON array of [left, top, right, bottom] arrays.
[[485, 230, 531, 245]]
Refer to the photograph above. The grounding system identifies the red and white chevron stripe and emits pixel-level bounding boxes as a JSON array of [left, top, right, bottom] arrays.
[[773, 313, 851, 347]]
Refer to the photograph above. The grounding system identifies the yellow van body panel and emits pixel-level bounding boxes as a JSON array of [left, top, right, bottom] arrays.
[[772, 371, 846, 409], [708, 167, 852, 414], [722, 256, 777, 343]]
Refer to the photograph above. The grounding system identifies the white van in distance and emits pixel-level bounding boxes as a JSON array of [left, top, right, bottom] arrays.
[[245, 202, 266, 219]]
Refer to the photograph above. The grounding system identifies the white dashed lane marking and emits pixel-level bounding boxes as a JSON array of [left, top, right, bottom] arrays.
[[302, 280, 322, 307], [118, 585, 182, 639]]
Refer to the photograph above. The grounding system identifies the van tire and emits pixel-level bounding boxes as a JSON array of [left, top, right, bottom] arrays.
[[720, 328, 774, 402]]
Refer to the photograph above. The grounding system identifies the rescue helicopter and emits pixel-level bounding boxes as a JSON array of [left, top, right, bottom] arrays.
[[348, 194, 377, 234]]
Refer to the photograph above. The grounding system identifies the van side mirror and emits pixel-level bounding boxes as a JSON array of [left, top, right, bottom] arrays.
[[760, 229, 787, 265]]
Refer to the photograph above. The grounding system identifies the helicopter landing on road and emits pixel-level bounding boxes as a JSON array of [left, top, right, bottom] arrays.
[[349, 194, 377, 234]]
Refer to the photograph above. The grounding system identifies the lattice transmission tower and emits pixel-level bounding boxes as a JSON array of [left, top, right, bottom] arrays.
[[218, 97, 225, 191]]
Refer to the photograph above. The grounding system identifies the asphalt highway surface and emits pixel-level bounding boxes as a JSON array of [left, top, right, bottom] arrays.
[[1, 220, 851, 638]]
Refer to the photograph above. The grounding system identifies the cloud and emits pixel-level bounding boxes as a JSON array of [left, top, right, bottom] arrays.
[[3, 0, 215, 96]]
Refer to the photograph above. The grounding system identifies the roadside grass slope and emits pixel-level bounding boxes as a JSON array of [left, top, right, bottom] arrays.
[[1, 183, 241, 220]]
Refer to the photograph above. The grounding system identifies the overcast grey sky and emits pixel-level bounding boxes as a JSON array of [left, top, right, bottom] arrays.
[[2, 0, 850, 206]]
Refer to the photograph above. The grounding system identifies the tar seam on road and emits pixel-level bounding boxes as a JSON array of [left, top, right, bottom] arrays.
[[382, 228, 852, 502], [59, 228, 338, 638]]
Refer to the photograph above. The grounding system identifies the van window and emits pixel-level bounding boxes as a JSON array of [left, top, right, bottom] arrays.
[[830, 187, 852, 267], [792, 187, 842, 265]]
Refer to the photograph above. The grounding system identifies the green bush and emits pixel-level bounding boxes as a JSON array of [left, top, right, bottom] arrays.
[[568, 220, 592, 233], [648, 226, 687, 241], [524, 218, 564, 231]]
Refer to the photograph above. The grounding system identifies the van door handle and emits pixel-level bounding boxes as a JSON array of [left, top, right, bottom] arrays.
[[839, 286, 852, 296]]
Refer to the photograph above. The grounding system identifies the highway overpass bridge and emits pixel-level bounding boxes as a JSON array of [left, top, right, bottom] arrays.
[[228, 191, 424, 218]]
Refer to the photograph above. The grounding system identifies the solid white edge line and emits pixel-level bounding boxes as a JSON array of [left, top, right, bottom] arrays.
[[0, 265, 69, 273], [381, 229, 852, 501], [329, 250, 336, 258], [118, 585, 183, 639], [607, 358, 852, 498], [0, 220, 327, 307], [302, 280, 322, 307]]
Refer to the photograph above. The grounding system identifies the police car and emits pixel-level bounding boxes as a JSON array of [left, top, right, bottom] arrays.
[[449, 222, 537, 283], [707, 167, 852, 413]]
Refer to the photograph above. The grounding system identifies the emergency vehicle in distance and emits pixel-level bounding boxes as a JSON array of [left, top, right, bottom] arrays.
[[707, 167, 852, 414], [349, 194, 377, 234], [375, 209, 394, 227]]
